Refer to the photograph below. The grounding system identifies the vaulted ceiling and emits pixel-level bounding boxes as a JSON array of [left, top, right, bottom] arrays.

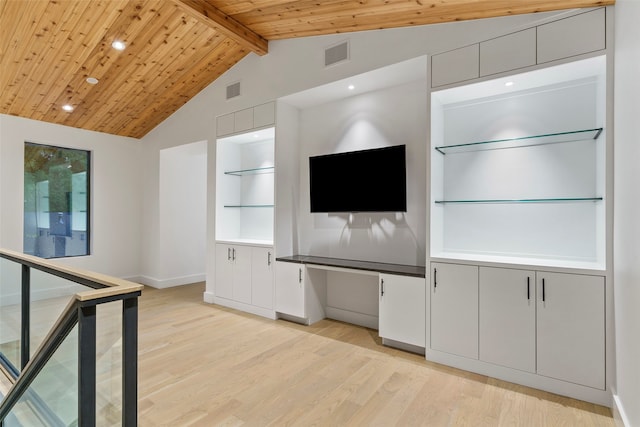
[[0, 0, 614, 138]]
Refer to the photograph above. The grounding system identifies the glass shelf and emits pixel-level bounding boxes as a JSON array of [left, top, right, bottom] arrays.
[[223, 204, 274, 208], [435, 197, 603, 204], [435, 128, 603, 155], [224, 166, 274, 176]]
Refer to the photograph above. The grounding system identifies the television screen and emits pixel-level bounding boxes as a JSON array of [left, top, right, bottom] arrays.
[[309, 145, 407, 213]]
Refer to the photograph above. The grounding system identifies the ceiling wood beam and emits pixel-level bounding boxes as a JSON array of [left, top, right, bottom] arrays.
[[173, 0, 268, 56]]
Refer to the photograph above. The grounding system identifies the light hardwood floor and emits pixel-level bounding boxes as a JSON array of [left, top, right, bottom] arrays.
[[138, 283, 614, 426]]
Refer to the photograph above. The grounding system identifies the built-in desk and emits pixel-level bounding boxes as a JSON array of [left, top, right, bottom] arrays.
[[275, 256, 426, 353], [275, 255, 426, 278]]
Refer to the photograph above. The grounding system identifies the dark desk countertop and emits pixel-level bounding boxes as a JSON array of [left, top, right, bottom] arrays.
[[276, 255, 426, 278]]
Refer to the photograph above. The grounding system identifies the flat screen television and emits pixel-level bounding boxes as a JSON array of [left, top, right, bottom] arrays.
[[309, 145, 407, 213]]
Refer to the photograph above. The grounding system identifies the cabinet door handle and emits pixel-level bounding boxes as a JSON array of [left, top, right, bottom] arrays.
[[542, 278, 546, 302], [268, 252, 272, 266], [298, 268, 302, 284], [227, 248, 231, 261], [434, 268, 437, 289], [232, 248, 236, 261], [527, 276, 530, 300], [381, 279, 385, 296]]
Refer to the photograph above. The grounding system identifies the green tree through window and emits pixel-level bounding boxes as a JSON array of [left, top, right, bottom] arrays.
[[24, 142, 90, 258]]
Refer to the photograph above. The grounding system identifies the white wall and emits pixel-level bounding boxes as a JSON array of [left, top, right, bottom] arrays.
[[0, 114, 142, 279], [141, 10, 569, 289], [296, 79, 427, 266], [613, 1, 640, 425], [144, 140, 207, 288]]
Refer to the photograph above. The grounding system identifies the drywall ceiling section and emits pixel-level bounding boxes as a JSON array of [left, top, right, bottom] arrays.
[[281, 56, 427, 109]]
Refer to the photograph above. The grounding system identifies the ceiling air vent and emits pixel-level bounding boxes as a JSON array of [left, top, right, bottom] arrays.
[[226, 82, 241, 100], [325, 41, 350, 67]]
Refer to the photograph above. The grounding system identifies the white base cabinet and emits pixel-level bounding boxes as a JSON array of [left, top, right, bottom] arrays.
[[430, 262, 478, 359], [251, 246, 274, 309], [536, 271, 605, 390], [379, 274, 425, 348], [214, 242, 274, 317], [430, 261, 605, 392], [274, 261, 305, 318], [479, 267, 536, 373], [274, 261, 327, 325]]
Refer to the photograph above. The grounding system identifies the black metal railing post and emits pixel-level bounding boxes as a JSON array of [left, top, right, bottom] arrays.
[[78, 304, 97, 427], [122, 297, 138, 426], [21, 265, 30, 370]]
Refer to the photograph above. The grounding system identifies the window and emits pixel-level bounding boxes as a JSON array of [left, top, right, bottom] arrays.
[[24, 142, 90, 258]]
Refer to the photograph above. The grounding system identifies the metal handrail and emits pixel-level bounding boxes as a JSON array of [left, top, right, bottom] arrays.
[[0, 248, 143, 426]]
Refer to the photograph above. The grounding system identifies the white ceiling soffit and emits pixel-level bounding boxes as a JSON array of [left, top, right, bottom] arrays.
[[433, 55, 606, 105], [281, 56, 427, 109]]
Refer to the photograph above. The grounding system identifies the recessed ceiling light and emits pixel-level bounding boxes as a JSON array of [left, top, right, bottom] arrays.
[[505, 81, 514, 87], [86, 77, 99, 85], [112, 40, 126, 51], [348, 84, 355, 90], [62, 104, 74, 112]]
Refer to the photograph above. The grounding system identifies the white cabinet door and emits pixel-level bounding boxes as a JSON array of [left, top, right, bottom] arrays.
[[253, 102, 275, 128], [231, 245, 252, 304], [275, 261, 305, 318], [252, 247, 274, 309], [216, 113, 235, 137], [215, 244, 233, 299], [479, 267, 535, 372], [480, 28, 536, 77], [234, 108, 254, 133], [431, 44, 479, 88], [536, 272, 605, 389], [379, 274, 425, 347], [430, 263, 478, 359], [537, 8, 605, 64]]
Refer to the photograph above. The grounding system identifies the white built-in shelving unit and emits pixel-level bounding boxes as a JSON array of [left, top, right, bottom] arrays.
[[213, 102, 277, 318], [430, 56, 607, 271]]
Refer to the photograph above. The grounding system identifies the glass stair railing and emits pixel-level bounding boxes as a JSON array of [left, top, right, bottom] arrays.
[[0, 249, 143, 427]]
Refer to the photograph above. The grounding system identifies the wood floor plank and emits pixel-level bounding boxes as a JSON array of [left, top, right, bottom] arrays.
[[137, 283, 615, 426]]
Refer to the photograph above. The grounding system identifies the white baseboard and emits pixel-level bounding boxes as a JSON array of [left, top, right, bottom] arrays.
[[426, 349, 611, 406], [135, 273, 205, 289], [203, 291, 215, 304], [324, 306, 378, 330], [613, 394, 630, 427], [210, 296, 277, 320], [382, 338, 425, 355]]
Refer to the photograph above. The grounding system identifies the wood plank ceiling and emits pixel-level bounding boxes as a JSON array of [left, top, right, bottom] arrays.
[[0, 0, 614, 139]]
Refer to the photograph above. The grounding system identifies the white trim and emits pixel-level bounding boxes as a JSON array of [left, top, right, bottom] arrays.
[[613, 394, 630, 427], [324, 306, 378, 330], [135, 273, 205, 289], [426, 349, 611, 406], [210, 296, 277, 320]]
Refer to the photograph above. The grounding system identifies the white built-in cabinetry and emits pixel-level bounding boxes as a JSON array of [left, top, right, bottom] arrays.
[[215, 243, 274, 310], [432, 8, 606, 87], [430, 263, 478, 359], [428, 7, 611, 405], [379, 274, 426, 348], [214, 102, 276, 318], [535, 271, 605, 390], [274, 261, 326, 325], [479, 267, 536, 373], [430, 262, 605, 390], [216, 102, 276, 137]]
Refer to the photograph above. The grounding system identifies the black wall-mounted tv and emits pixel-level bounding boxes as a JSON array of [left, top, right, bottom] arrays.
[[309, 145, 407, 213]]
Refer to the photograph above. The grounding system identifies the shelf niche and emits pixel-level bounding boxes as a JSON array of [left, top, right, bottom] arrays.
[[430, 56, 607, 270], [216, 127, 275, 244]]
